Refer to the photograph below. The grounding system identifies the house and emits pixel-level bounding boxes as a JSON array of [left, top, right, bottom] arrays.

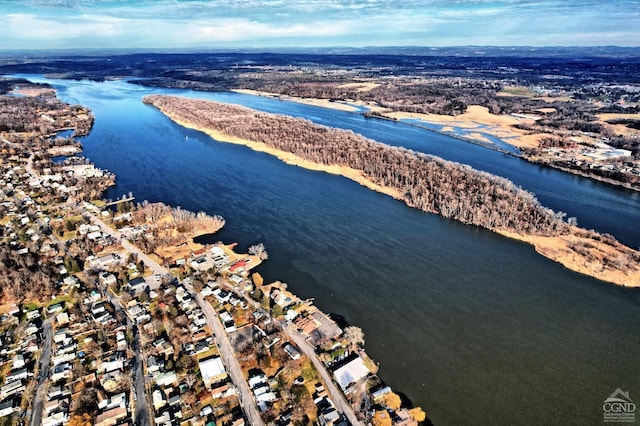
[[155, 371, 177, 387], [147, 355, 161, 373], [61, 276, 79, 292], [56, 312, 69, 325], [91, 302, 107, 316], [99, 272, 117, 287], [78, 224, 101, 236], [210, 246, 225, 258], [26, 309, 41, 320], [127, 277, 146, 293], [152, 389, 166, 410], [97, 388, 109, 409], [89, 289, 102, 302], [5, 368, 29, 383], [42, 411, 68, 426], [86, 231, 103, 241], [0, 380, 25, 400], [332, 355, 371, 392], [256, 391, 277, 403], [94, 406, 127, 426], [48, 303, 64, 314], [228, 259, 249, 273], [43, 397, 69, 416], [248, 373, 267, 389], [283, 343, 301, 360], [210, 383, 236, 399], [198, 356, 227, 388], [53, 330, 70, 345], [166, 388, 181, 406], [12, 354, 25, 369], [90, 253, 121, 269], [116, 331, 127, 351], [51, 362, 73, 382], [99, 357, 124, 373], [371, 386, 392, 402], [214, 289, 231, 304], [319, 406, 341, 426], [107, 392, 127, 410], [219, 310, 236, 332], [190, 256, 213, 271]]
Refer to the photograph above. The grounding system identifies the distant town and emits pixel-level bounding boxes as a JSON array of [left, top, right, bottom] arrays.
[[0, 81, 427, 426], [2, 50, 637, 191]]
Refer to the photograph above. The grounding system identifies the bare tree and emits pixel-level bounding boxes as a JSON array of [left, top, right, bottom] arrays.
[[343, 326, 365, 352], [248, 243, 269, 260]]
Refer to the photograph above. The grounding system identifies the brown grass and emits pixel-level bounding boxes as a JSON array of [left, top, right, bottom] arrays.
[[497, 228, 640, 287], [386, 105, 542, 149]]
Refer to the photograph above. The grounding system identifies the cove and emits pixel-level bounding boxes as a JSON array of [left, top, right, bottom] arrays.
[[13, 75, 640, 425]]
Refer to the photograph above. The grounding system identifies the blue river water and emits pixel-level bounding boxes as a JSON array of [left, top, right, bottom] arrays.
[[13, 75, 640, 425]]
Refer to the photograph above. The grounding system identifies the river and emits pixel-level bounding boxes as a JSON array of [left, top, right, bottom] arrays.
[[13, 75, 640, 425]]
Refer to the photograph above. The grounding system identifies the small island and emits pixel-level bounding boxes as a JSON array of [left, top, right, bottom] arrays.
[[144, 94, 640, 287]]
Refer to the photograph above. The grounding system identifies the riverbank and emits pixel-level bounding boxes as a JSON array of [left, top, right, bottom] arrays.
[[145, 95, 640, 287], [496, 229, 640, 287], [153, 107, 402, 200], [233, 89, 547, 150], [372, 106, 549, 150], [232, 88, 372, 113], [233, 89, 640, 194]]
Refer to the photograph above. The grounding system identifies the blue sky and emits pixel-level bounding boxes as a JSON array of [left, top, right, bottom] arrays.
[[1, 0, 638, 50]]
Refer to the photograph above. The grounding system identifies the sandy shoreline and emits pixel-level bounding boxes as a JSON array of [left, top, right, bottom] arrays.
[[160, 111, 402, 200], [385, 106, 545, 149], [12, 86, 56, 97], [496, 229, 640, 287], [232, 89, 366, 113], [150, 101, 640, 288], [234, 89, 549, 150]]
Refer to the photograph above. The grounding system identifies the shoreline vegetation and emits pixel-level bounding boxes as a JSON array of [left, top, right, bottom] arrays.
[[143, 94, 640, 287], [228, 88, 640, 192], [231, 89, 545, 149]]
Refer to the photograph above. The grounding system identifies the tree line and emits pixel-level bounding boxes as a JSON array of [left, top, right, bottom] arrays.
[[144, 95, 567, 237]]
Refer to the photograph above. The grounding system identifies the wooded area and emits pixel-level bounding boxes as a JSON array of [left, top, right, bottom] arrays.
[[144, 95, 567, 237]]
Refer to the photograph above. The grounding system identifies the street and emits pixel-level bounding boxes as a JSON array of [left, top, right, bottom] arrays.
[[87, 209, 264, 424], [285, 324, 363, 426], [193, 291, 265, 426], [30, 319, 52, 426]]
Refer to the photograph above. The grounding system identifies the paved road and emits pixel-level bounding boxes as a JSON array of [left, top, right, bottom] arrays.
[[286, 324, 363, 426], [106, 291, 149, 426], [88, 211, 263, 423], [30, 319, 52, 426], [86, 211, 167, 281], [193, 291, 265, 426], [131, 326, 149, 426]]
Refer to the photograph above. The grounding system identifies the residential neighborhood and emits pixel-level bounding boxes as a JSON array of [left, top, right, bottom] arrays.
[[0, 82, 426, 425]]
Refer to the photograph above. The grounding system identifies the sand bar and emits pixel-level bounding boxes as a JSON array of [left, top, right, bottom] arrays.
[[385, 105, 543, 149]]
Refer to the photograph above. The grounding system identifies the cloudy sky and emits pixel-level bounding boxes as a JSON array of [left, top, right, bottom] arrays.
[[1, 0, 638, 50]]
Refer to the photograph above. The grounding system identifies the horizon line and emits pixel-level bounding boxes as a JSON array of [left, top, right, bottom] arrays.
[[1, 45, 639, 55]]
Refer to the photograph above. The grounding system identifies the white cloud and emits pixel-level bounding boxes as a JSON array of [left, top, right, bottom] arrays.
[[1, 0, 639, 48]]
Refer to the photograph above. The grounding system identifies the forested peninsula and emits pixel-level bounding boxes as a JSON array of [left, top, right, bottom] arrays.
[[143, 95, 640, 287]]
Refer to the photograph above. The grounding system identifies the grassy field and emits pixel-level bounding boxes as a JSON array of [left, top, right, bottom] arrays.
[[496, 86, 536, 97]]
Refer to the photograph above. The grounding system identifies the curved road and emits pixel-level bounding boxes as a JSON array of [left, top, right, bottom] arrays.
[[286, 324, 363, 425]]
